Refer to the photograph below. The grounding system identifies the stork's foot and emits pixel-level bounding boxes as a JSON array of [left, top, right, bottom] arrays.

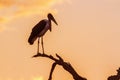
[[42, 52, 45, 55], [32, 53, 42, 57], [32, 52, 46, 58], [37, 51, 39, 54], [37, 53, 42, 55]]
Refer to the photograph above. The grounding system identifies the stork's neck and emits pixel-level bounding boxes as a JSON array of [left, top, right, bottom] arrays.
[[48, 18, 52, 31], [48, 18, 51, 26]]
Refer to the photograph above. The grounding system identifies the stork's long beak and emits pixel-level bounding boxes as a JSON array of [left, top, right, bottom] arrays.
[[51, 17, 58, 25], [48, 13, 58, 25]]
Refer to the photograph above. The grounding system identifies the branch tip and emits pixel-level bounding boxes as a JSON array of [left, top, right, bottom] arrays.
[[56, 54, 63, 61]]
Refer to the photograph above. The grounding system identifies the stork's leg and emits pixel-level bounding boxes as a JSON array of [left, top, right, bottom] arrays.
[[37, 37, 40, 54], [41, 36, 45, 54]]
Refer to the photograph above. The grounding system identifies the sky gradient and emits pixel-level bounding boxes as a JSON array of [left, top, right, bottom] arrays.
[[0, 0, 120, 80]]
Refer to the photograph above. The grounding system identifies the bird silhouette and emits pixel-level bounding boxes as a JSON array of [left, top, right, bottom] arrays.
[[28, 13, 58, 54]]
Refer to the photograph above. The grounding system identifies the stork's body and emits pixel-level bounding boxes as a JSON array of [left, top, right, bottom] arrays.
[[28, 13, 58, 54], [28, 19, 51, 45]]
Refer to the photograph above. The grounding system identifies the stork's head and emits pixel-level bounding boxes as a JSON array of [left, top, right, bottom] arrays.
[[47, 13, 58, 25]]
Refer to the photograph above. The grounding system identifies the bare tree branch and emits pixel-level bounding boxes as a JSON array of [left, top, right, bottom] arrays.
[[49, 62, 57, 80], [33, 53, 58, 61], [33, 53, 87, 80]]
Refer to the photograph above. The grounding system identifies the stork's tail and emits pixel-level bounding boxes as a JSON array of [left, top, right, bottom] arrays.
[[28, 35, 37, 45]]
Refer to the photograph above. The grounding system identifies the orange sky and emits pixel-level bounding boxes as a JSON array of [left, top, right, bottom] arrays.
[[0, 0, 120, 80]]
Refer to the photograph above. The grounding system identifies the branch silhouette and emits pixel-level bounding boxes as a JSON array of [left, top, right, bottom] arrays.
[[107, 68, 120, 80], [33, 53, 87, 80]]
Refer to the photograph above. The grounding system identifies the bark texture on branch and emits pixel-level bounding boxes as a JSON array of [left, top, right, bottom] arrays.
[[33, 53, 87, 80]]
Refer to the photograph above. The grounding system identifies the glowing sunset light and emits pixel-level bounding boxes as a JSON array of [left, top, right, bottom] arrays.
[[32, 76, 43, 80], [0, 0, 120, 80]]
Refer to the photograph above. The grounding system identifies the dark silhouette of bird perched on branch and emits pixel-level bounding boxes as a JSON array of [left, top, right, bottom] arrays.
[[28, 13, 58, 54]]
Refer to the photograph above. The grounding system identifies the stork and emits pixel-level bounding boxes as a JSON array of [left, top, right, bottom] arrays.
[[28, 13, 58, 54]]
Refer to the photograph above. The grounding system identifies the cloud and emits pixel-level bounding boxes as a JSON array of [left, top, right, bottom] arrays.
[[0, 0, 65, 18], [0, 0, 66, 31], [0, 0, 63, 6]]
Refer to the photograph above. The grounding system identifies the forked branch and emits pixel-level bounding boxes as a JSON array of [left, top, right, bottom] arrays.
[[33, 53, 87, 80]]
